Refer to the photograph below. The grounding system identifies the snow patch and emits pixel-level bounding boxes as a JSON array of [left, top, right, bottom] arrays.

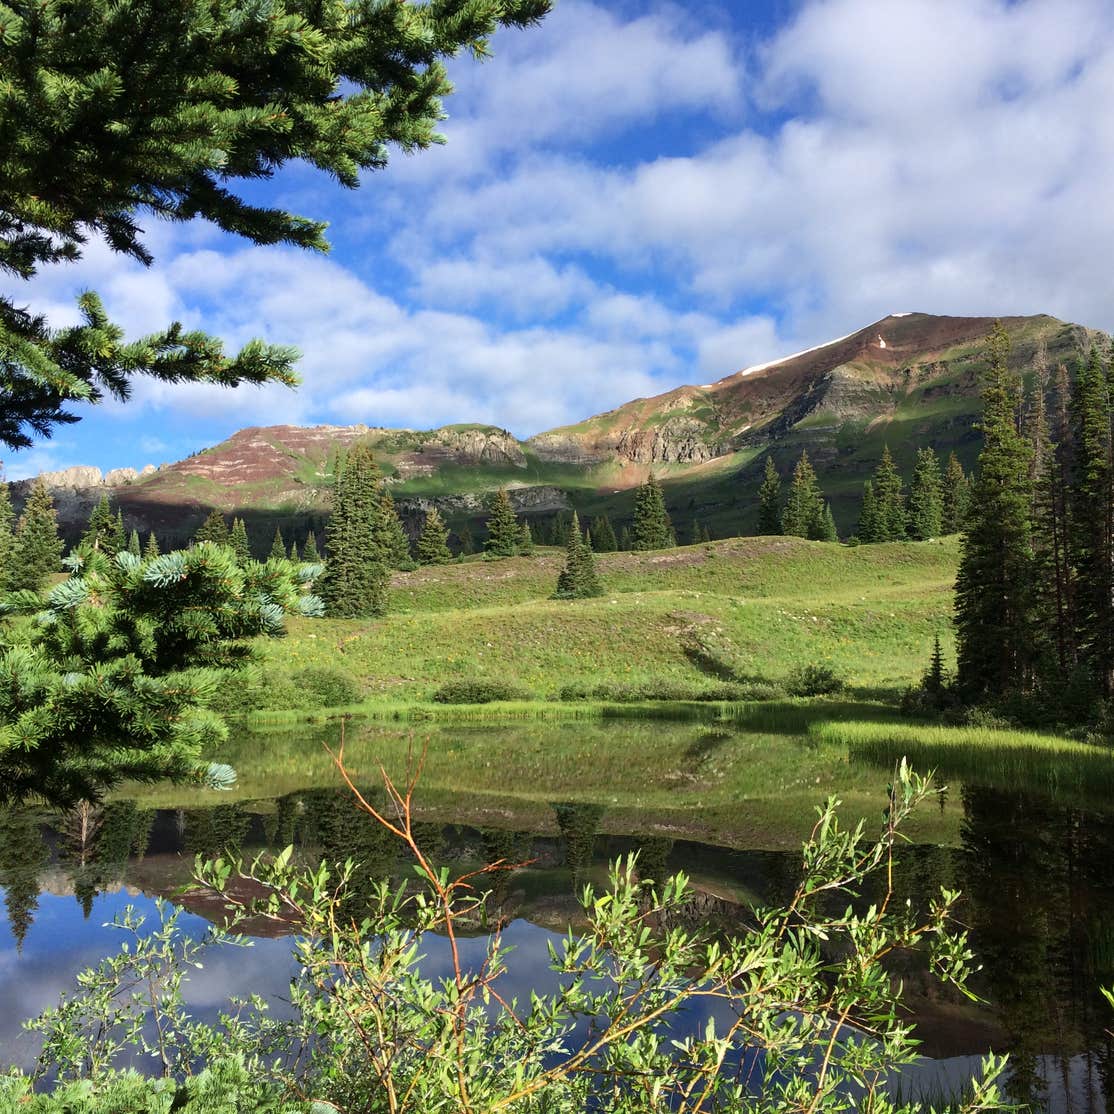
[[877, 335, 887, 349], [890, 312, 913, 318], [737, 328, 859, 378]]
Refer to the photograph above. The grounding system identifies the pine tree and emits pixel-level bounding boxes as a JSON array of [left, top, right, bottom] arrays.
[[269, 527, 287, 562], [0, 0, 551, 450], [873, 446, 907, 541], [114, 510, 127, 552], [0, 805, 48, 951], [518, 520, 535, 556], [0, 476, 15, 591], [554, 512, 603, 599], [619, 526, 633, 551], [458, 525, 476, 556], [228, 517, 251, 565], [757, 456, 783, 535], [143, 531, 160, 559], [590, 515, 618, 553], [923, 634, 947, 701], [83, 494, 120, 554], [858, 480, 880, 542], [814, 502, 838, 542], [552, 512, 572, 547], [907, 448, 944, 540], [955, 322, 1035, 699], [9, 479, 63, 591], [302, 532, 320, 563], [484, 489, 520, 558], [941, 452, 971, 534], [631, 474, 673, 550], [127, 528, 141, 556], [782, 452, 824, 539], [374, 488, 412, 568], [319, 446, 388, 618], [416, 508, 451, 565], [1069, 345, 1114, 694], [701, 524, 713, 543], [194, 509, 228, 547]]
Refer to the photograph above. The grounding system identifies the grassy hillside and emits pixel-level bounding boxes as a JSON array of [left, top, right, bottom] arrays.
[[249, 535, 959, 708]]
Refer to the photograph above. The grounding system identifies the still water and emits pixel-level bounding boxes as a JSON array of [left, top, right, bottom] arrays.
[[1, 720, 1112, 1111]]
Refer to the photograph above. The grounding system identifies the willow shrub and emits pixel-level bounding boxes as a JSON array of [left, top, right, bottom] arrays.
[[10, 761, 1010, 1113]]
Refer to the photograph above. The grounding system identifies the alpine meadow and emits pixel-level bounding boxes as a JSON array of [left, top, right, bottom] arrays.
[[3, 3, 1114, 1113]]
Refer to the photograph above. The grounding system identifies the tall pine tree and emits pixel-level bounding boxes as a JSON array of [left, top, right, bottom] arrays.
[[484, 489, 520, 558], [416, 508, 451, 565], [269, 527, 287, 562], [319, 446, 388, 618], [858, 480, 880, 542], [590, 515, 618, 553], [907, 448, 943, 540], [0, 476, 14, 591], [941, 452, 970, 534], [143, 531, 160, 559], [9, 479, 63, 592], [83, 494, 123, 554], [955, 323, 1035, 699], [782, 452, 825, 539], [229, 517, 251, 565], [872, 446, 907, 541], [631, 474, 673, 550], [193, 509, 228, 547], [374, 488, 412, 568], [756, 456, 783, 535], [554, 512, 602, 599]]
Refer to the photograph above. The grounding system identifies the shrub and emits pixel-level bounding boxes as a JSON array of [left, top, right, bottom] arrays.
[[292, 667, 361, 708], [555, 679, 785, 703], [786, 663, 845, 697], [432, 678, 532, 704]]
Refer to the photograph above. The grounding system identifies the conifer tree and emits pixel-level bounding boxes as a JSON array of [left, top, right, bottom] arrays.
[[269, 527, 287, 562], [923, 634, 948, 701], [458, 525, 476, 556], [484, 489, 520, 558], [302, 532, 320, 563], [127, 528, 141, 557], [757, 456, 783, 535], [907, 448, 944, 540], [518, 521, 535, 556], [619, 526, 633, 551], [229, 518, 251, 565], [143, 531, 160, 559], [872, 446, 907, 541], [83, 494, 121, 554], [9, 479, 63, 591], [319, 446, 388, 619], [941, 453, 971, 534], [1069, 345, 1114, 694], [0, 805, 48, 951], [815, 502, 838, 542], [782, 452, 825, 539], [552, 512, 572, 547], [374, 488, 412, 568], [858, 480, 880, 542], [194, 509, 228, 547], [415, 508, 451, 565], [701, 524, 713, 543], [0, 0, 551, 450], [590, 515, 618, 553], [114, 510, 127, 552], [554, 512, 603, 599], [631, 474, 673, 551], [955, 323, 1035, 699], [0, 477, 15, 591]]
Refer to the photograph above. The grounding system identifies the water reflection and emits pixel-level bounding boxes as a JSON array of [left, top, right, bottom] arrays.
[[0, 775, 1112, 1111]]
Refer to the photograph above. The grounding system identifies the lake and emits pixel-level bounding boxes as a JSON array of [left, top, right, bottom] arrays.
[[1, 718, 1112, 1112]]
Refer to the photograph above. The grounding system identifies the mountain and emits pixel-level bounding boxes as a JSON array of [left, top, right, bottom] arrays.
[[12, 312, 1102, 546]]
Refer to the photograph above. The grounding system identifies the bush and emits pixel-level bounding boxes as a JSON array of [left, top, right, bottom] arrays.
[[786, 663, 845, 697], [555, 679, 785, 703], [432, 678, 533, 704], [208, 667, 359, 715], [292, 667, 361, 708]]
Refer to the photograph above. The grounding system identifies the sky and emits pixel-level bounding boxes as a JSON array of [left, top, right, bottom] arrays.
[[6, 0, 1114, 479]]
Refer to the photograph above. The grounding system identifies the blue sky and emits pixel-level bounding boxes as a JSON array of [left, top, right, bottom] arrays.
[[6, 0, 1114, 478]]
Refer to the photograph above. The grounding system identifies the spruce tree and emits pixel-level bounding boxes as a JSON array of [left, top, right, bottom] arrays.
[[83, 494, 120, 554], [458, 525, 476, 556], [374, 488, 412, 568], [484, 489, 520, 558], [814, 502, 838, 543], [907, 448, 944, 540], [590, 515, 618, 553], [619, 526, 633, 551], [9, 479, 63, 591], [0, 805, 48, 951], [302, 531, 320, 563], [858, 480, 880, 542], [229, 517, 251, 565], [416, 508, 451, 565], [113, 510, 127, 552], [552, 512, 572, 547], [554, 512, 603, 599], [954, 322, 1035, 699], [0, 477, 15, 591], [941, 452, 971, 534], [319, 445, 388, 618], [1069, 345, 1114, 694], [518, 520, 535, 556], [269, 527, 287, 562], [127, 528, 141, 557], [873, 446, 907, 541], [757, 456, 783, 535], [631, 474, 673, 551], [0, 0, 551, 450], [143, 531, 160, 559], [194, 509, 228, 547], [782, 452, 825, 539]]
